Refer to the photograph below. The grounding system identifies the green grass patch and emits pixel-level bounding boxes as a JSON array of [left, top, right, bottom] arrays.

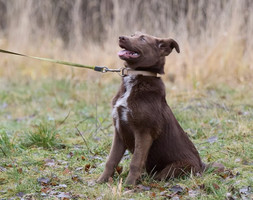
[[0, 129, 15, 156], [21, 122, 62, 149]]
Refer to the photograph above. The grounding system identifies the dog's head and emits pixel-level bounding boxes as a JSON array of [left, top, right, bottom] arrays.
[[118, 32, 180, 74]]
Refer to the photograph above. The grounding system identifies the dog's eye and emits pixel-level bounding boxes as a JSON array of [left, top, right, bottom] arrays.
[[140, 36, 146, 41]]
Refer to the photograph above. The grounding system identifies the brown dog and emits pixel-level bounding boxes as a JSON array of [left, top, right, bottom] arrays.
[[97, 33, 210, 185]]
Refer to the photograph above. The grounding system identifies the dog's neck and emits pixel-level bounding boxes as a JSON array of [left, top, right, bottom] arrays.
[[124, 57, 165, 74], [122, 68, 161, 77]]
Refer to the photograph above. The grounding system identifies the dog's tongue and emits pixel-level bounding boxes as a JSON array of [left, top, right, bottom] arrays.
[[118, 50, 139, 58]]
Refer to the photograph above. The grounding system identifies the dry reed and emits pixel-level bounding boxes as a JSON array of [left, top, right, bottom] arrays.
[[0, 0, 252, 88]]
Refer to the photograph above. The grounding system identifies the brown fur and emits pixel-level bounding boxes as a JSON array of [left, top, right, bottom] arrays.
[[97, 33, 219, 185]]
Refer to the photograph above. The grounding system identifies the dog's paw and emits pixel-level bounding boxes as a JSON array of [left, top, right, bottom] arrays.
[[96, 177, 106, 183], [96, 175, 110, 184], [124, 177, 137, 186]]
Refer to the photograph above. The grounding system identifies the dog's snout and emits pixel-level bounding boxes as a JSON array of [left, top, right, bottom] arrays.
[[119, 36, 126, 41]]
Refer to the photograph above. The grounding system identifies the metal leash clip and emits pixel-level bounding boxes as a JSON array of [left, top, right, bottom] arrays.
[[94, 66, 126, 76], [118, 67, 128, 77]]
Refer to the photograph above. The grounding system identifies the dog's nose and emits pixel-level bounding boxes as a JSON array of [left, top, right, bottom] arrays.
[[119, 36, 125, 41]]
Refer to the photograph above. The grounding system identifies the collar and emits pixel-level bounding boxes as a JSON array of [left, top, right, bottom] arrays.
[[121, 68, 161, 77]]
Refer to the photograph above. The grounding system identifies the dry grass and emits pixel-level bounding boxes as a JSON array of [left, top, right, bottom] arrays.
[[0, 0, 253, 88]]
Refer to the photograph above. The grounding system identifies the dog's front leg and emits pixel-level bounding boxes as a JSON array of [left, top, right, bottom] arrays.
[[125, 133, 153, 185], [97, 131, 126, 183]]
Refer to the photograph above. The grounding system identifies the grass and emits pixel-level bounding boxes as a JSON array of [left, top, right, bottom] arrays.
[[0, 76, 252, 199], [20, 122, 61, 149]]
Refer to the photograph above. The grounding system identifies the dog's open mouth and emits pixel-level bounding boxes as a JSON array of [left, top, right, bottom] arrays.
[[118, 49, 140, 59]]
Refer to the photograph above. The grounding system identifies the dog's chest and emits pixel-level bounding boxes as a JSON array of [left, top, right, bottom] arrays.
[[112, 76, 136, 131]]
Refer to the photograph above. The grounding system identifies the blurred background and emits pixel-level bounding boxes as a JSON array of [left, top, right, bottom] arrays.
[[0, 0, 252, 87]]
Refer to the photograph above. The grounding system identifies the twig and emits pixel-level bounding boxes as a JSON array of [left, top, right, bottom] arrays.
[[95, 90, 98, 136], [57, 111, 71, 127], [93, 114, 111, 136], [0, 146, 16, 166], [0, 146, 8, 157], [75, 126, 94, 155]]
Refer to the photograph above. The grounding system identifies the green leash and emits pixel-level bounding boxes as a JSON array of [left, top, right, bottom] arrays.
[[0, 48, 122, 74]]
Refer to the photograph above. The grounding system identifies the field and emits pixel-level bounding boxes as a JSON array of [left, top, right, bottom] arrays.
[[1, 0, 253, 199], [0, 76, 252, 199]]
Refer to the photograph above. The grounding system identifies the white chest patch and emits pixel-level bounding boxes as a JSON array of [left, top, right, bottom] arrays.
[[112, 75, 136, 131]]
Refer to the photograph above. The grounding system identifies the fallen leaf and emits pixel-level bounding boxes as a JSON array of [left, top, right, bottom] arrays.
[[63, 168, 71, 175], [220, 170, 234, 179], [72, 175, 79, 182], [17, 168, 23, 174], [67, 152, 74, 158], [85, 164, 91, 172], [242, 160, 253, 166], [71, 175, 83, 183], [171, 195, 180, 200], [212, 183, 220, 190], [57, 184, 67, 189], [41, 187, 50, 193], [0, 167, 7, 172], [75, 167, 83, 171], [226, 192, 236, 200], [0, 178, 7, 184], [16, 192, 25, 197], [44, 159, 56, 167], [211, 162, 225, 173], [160, 191, 168, 196], [207, 154, 212, 162], [89, 155, 104, 161], [163, 182, 171, 188], [137, 184, 151, 191], [57, 192, 71, 199], [188, 189, 200, 197], [150, 192, 156, 197], [87, 180, 96, 187], [237, 111, 249, 116], [37, 177, 51, 186], [199, 184, 205, 190], [239, 186, 251, 195], [116, 166, 123, 175], [169, 185, 184, 194], [123, 189, 135, 195], [149, 183, 165, 191], [50, 181, 58, 186], [57, 160, 68, 165], [207, 136, 218, 144], [44, 158, 54, 163], [0, 102, 8, 109], [149, 183, 160, 188]]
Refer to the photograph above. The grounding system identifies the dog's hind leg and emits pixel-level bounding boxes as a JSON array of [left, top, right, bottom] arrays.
[[97, 131, 126, 183], [125, 133, 153, 185]]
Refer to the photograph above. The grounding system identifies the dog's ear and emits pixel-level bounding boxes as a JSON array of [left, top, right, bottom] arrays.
[[158, 39, 180, 56]]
